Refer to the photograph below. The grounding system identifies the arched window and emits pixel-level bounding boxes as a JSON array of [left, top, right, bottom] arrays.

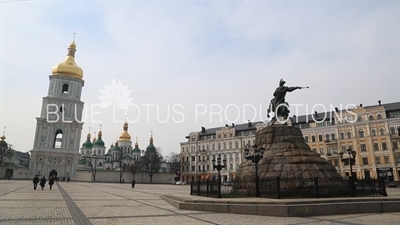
[[54, 130, 63, 148], [390, 127, 395, 134], [325, 134, 330, 141], [377, 114, 382, 119], [340, 132, 345, 139], [312, 135, 316, 142], [304, 136, 309, 143], [369, 115, 374, 121], [331, 133, 336, 140], [318, 135, 323, 142], [371, 129, 376, 136], [357, 116, 362, 122], [358, 130, 364, 138], [62, 84, 69, 94], [347, 132, 352, 139], [379, 128, 385, 135]]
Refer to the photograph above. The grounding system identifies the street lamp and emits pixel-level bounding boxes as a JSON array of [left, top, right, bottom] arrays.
[[339, 149, 357, 178], [212, 157, 226, 198], [243, 144, 265, 197]]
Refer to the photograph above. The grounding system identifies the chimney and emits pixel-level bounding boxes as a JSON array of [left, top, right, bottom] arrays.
[[335, 107, 339, 112], [360, 104, 363, 107], [378, 100, 381, 106], [248, 120, 252, 127], [201, 127, 206, 133]]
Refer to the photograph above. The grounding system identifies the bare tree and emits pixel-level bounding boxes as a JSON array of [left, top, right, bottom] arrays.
[[166, 152, 180, 179], [141, 150, 163, 183], [87, 156, 98, 182], [129, 159, 142, 180]]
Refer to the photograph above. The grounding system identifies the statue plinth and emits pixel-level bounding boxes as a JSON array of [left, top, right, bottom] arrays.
[[236, 124, 343, 182]]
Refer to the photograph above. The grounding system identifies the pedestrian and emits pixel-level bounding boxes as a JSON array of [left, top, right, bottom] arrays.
[[131, 179, 136, 188], [48, 176, 54, 190], [8, 175, 11, 181], [33, 176, 39, 190], [66, 173, 70, 183], [40, 176, 46, 190]]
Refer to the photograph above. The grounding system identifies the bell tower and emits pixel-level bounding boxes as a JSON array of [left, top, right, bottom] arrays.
[[29, 37, 85, 180]]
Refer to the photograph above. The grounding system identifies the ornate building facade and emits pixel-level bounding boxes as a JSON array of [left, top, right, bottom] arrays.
[[179, 101, 400, 183], [29, 39, 85, 179]]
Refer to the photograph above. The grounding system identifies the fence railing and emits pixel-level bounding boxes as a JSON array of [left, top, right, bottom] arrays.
[[190, 177, 387, 199]]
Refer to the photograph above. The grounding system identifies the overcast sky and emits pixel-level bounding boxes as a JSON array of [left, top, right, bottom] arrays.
[[1, 0, 399, 157]]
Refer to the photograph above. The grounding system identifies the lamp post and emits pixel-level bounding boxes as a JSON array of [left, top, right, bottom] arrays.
[[243, 144, 265, 197], [339, 149, 357, 178], [339, 148, 357, 197], [212, 157, 226, 198]]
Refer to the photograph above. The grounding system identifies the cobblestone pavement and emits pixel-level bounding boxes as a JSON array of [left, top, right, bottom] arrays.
[[0, 180, 399, 225]]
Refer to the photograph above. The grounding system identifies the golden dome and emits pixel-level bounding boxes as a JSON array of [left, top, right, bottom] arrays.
[[119, 121, 131, 141], [51, 40, 83, 79]]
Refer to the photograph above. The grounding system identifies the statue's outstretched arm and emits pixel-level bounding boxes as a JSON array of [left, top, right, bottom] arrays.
[[287, 86, 302, 92]]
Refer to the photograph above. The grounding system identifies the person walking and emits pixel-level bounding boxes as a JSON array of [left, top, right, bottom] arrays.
[[33, 176, 39, 190], [131, 179, 136, 188], [40, 176, 46, 190], [48, 176, 55, 190]]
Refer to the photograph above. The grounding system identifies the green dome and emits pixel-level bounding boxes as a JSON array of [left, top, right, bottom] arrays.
[[93, 131, 105, 147], [111, 143, 121, 151], [146, 142, 156, 152], [82, 133, 93, 148], [122, 154, 133, 160], [132, 146, 141, 153]]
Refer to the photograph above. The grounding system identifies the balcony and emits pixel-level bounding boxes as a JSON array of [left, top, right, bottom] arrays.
[[390, 133, 400, 139], [324, 139, 338, 145]]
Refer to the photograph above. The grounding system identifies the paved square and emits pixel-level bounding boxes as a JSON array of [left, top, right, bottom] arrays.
[[0, 180, 399, 225]]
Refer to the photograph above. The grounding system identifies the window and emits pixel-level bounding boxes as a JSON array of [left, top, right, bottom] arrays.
[[325, 134, 330, 142], [371, 129, 376, 136], [340, 132, 345, 139], [334, 159, 338, 166], [377, 114, 382, 119], [235, 141, 239, 148], [224, 133, 226, 138], [223, 142, 226, 149], [304, 136, 309, 143], [379, 128, 385, 135], [191, 156, 195, 161], [62, 84, 69, 94], [376, 156, 381, 164], [347, 132, 352, 139], [54, 130, 63, 149], [384, 156, 389, 164], [393, 142, 399, 149], [312, 135, 316, 142], [390, 127, 395, 134], [319, 147, 324, 155], [362, 157, 368, 165], [333, 147, 338, 154], [229, 142, 232, 148], [348, 145, 353, 150], [327, 147, 331, 155], [218, 143, 221, 149], [212, 144, 215, 150], [358, 130, 364, 138], [396, 156, 400, 163], [318, 135, 323, 142], [312, 148, 317, 152], [331, 133, 336, 140], [341, 146, 346, 153], [357, 116, 362, 122], [230, 133, 232, 137], [218, 134, 220, 138], [369, 114, 374, 121], [360, 144, 367, 152], [191, 166, 195, 171], [373, 143, 379, 151], [382, 142, 387, 150], [301, 123, 310, 129]]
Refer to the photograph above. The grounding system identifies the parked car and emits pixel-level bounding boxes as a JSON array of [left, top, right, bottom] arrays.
[[388, 182, 397, 188], [175, 181, 186, 185]]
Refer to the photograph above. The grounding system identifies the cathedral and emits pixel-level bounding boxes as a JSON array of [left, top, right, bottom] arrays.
[[29, 38, 85, 179], [78, 122, 157, 172]]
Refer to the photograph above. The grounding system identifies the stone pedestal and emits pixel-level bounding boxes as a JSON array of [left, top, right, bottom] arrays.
[[236, 124, 344, 185]]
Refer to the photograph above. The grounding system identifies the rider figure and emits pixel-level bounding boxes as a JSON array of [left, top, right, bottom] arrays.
[[268, 79, 303, 123]]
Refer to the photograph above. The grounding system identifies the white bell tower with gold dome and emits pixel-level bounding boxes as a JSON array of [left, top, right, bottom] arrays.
[[29, 37, 85, 180]]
